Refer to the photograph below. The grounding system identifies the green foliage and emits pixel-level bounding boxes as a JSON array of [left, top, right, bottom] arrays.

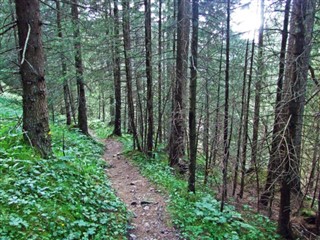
[[0, 95, 128, 239], [89, 120, 113, 139], [121, 138, 280, 240]]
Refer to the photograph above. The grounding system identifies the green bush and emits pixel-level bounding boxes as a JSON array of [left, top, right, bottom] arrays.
[[0, 95, 128, 239]]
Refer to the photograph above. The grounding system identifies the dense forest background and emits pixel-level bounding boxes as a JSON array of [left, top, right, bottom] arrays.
[[1, 0, 320, 239]]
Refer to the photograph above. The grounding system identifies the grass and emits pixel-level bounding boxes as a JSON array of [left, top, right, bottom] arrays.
[[0, 93, 128, 240], [116, 135, 281, 240]]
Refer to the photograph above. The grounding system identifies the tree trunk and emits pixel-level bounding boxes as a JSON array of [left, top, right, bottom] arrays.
[[251, 0, 264, 169], [71, 0, 88, 135], [188, 0, 198, 193], [169, 0, 190, 167], [112, 0, 122, 136], [277, 0, 315, 237], [15, 0, 52, 158], [232, 39, 249, 196], [122, 0, 141, 151], [260, 0, 291, 206], [68, 79, 77, 125], [144, 0, 154, 156], [155, 0, 163, 147], [239, 39, 255, 198], [55, 0, 72, 126], [211, 42, 223, 167], [220, 0, 230, 212], [203, 71, 210, 185]]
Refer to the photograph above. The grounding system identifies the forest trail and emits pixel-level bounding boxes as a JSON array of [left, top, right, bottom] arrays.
[[103, 139, 180, 240]]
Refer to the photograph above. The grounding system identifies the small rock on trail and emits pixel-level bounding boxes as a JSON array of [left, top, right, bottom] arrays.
[[103, 139, 180, 240]]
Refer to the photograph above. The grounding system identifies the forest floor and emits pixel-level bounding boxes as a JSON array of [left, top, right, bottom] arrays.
[[103, 138, 180, 240]]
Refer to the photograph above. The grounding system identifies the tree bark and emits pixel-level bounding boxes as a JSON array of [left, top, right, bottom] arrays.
[[277, 0, 315, 238], [71, 0, 88, 135], [112, 0, 122, 136], [211, 42, 223, 168], [221, 0, 230, 212], [239, 39, 255, 199], [155, 0, 163, 147], [15, 0, 52, 158], [188, 0, 198, 193], [260, 0, 291, 206], [169, 0, 190, 167], [232, 39, 249, 196], [122, 0, 141, 151], [251, 0, 264, 169], [144, 0, 154, 156], [55, 0, 72, 126]]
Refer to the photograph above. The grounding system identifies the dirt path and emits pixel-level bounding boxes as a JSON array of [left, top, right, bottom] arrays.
[[103, 139, 180, 240]]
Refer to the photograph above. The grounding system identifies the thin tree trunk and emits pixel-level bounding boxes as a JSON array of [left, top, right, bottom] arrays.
[[298, 120, 319, 212], [112, 0, 122, 136], [9, 0, 20, 64], [211, 42, 223, 167], [102, 91, 106, 122], [239, 39, 255, 199], [260, 0, 291, 206], [15, 0, 52, 158], [250, 0, 264, 169], [188, 0, 198, 193], [221, 0, 230, 212], [144, 0, 153, 156], [68, 79, 77, 124], [311, 162, 320, 209], [155, 0, 163, 147], [309, 121, 320, 192], [71, 0, 88, 135], [203, 76, 210, 185], [122, 0, 141, 151], [232, 39, 249, 196], [55, 0, 72, 126]]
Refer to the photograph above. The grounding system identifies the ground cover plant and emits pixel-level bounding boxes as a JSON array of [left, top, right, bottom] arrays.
[[117, 135, 280, 240], [0, 94, 128, 240]]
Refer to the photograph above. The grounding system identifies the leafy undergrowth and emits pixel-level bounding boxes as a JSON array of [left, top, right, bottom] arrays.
[[89, 120, 113, 139], [0, 94, 127, 240], [117, 136, 280, 240]]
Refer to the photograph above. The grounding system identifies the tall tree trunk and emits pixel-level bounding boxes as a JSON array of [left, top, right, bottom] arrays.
[[122, 0, 141, 151], [277, 0, 315, 238], [220, 0, 230, 212], [169, 0, 190, 167], [188, 0, 198, 193], [211, 42, 223, 167], [112, 0, 122, 136], [15, 0, 52, 158], [55, 0, 72, 126], [239, 39, 255, 198], [203, 76, 210, 185], [251, 0, 265, 169], [71, 0, 88, 135], [260, 0, 291, 206], [155, 0, 163, 147], [232, 39, 249, 196], [144, 0, 154, 156]]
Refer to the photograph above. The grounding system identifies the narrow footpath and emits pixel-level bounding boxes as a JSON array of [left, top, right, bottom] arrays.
[[103, 139, 180, 240]]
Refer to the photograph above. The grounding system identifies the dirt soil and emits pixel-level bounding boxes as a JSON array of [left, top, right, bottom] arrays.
[[103, 138, 180, 240]]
